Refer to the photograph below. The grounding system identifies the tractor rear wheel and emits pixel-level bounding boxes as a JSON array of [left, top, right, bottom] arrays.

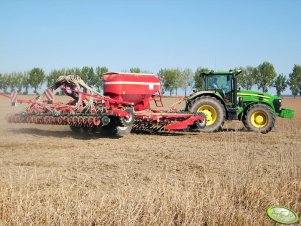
[[189, 96, 225, 132], [242, 104, 276, 134]]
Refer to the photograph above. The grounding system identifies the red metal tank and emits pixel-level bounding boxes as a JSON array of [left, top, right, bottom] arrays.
[[103, 72, 161, 111]]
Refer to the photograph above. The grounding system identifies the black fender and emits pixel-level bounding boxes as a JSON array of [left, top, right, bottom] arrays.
[[185, 91, 227, 114]]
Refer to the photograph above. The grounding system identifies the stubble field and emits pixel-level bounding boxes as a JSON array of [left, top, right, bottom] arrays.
[[0, 95, 300, 225]]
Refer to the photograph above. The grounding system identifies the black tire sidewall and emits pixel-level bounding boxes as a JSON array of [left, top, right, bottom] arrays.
[[190, 96, 225, 132], [121, 108, 135, 126], [244, 104, 275, 133], [101, 123, 132, 136]]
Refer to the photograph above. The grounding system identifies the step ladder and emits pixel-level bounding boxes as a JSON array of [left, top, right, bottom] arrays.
[[153, 91, 164, 107]]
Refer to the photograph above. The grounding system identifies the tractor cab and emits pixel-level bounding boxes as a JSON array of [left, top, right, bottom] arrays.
[[201, 70, 241, 108]]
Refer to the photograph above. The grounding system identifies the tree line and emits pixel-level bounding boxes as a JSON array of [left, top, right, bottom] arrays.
[[0, 62, 301, 97]]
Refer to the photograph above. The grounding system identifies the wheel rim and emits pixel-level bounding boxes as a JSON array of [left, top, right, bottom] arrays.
[[122, 108, 134, 125], [197, 105, 217, 126], [251, 111, 268, 128]]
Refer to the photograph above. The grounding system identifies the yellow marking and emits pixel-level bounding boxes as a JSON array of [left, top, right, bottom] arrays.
[[237, 93, 270, 99]]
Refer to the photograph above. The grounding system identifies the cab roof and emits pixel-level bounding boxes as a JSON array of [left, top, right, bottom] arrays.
[[201, 69, 242, 76]]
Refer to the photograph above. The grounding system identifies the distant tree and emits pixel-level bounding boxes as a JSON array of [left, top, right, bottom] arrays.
[[0, 74, 9, 93], [237, 66, 257, 90], [0, 74, 2, 91], [8, 73, 19, 92], [160, 68, 187, 96], [65, 68, 81, 77], [81, 66, 96, 90], [130, 67, 141, 73], [288, 64, 301, 97], [274, 74, 287, 97], [173, 68, 184, 96], [0, 74, 5, 92], [28, 67, 46, 93], [158, 68, 177, 96], [180, 68, 194, 96], [255, 62, 277, 92], [6, 74, 13, 92], [5, 72, 23, 93], [15, 72, 23, 93], [194, 67, 209, 90], [141, 70, 153, 74], [47, 69, 63, 87], [22, 72, 30, 94], [95, 66, 108, 92]]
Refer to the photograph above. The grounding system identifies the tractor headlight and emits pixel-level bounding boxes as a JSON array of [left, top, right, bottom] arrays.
[[273, 99, 281, 113], [238, 97, 243, 106]]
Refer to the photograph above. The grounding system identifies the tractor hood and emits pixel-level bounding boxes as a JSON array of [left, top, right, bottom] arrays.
[[237, 89, 279, 100]]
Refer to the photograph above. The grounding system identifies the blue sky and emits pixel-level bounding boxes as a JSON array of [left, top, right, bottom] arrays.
[[0, 0, 300, 93]]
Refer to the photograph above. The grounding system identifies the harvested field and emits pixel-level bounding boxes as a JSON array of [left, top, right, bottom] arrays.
[[0, 96, 300, 225]]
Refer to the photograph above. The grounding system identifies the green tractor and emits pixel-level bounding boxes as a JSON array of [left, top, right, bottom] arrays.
[[185, 70, 294, 133]]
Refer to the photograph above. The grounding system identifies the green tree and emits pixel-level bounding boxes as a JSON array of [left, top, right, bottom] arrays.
[[15, 72, 23, 93], [288, 64, 301, 97], [173, 68, 184, 96], [158, 68, 177, 96], [274, 74, 287, 97], [237, 66, 257, 90], [0, 74, 9, 93], [181, 68, 194, 96], [7, 74, 14, 92], [194, 67, 209, 90], [95, 66, 108, 92], [47, 69, 63, 87], [22, 72, 30, 94], [65, 68, 81, 77], [28, 68, 46, 93], [0, 74, 2, 91], [255, 61, 277, 92], [6, 72, 24, 93], [81, 66, 96, 88], [130, 67, 141, 73]]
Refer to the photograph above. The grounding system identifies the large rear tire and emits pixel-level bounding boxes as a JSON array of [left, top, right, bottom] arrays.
[[189, 96, 225, 132], [242, 104, 275, 134]]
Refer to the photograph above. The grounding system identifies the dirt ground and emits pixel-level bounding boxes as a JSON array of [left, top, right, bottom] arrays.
[[0, 95, 300, 225]]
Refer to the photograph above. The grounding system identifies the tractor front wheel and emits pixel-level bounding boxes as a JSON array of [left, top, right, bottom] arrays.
[[242, 104, 276, 134], [189, 96, 225, 132]]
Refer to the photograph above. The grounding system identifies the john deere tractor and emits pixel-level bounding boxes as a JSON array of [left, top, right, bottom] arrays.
[[185, 70, 294, 133]]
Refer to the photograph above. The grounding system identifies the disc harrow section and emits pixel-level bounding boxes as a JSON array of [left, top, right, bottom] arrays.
[[4, 83, 134, 132], [6, 113, 123, 128], [132, 111, 205, 134]]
